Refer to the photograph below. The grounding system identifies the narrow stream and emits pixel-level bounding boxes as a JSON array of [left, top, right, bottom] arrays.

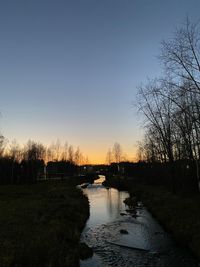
[[80, 175, 198, 267]]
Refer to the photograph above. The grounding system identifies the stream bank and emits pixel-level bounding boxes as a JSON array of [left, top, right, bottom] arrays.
[[103, 176, 200, 262], [80, 176, 198, 266]]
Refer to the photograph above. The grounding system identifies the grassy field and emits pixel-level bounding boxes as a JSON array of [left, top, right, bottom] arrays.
[[0, 180, 89, 267]]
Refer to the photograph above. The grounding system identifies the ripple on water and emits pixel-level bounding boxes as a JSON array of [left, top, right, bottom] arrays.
[[80, 182, 198, 267], [81, 219, 157, 267], [81, 211, 198, 267]]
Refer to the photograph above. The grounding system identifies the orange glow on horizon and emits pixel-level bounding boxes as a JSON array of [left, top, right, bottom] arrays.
[[5, 136, 137, 165], [85, 149, 137, 165]]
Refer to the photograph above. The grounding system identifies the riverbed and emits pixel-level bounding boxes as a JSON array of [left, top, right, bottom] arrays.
[[80, 175, 198, 267]]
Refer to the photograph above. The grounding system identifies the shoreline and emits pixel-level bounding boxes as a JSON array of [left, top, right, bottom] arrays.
[[103, 176, 200, 261]]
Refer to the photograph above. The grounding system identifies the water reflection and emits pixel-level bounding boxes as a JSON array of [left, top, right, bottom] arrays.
[[106, 189, 126, 218], [94, 175, 105, 185], [80, 176, 198, 267], [83, 186, 129, 228]]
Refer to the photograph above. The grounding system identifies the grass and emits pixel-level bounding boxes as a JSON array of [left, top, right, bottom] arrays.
[[134, 185, 200, 259], [0, 180, 89, 267]]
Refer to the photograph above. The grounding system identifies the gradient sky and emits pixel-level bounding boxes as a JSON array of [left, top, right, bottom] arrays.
[[0, 0, 200, 163]]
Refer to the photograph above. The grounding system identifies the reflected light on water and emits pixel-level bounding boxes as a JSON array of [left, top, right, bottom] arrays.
[[81, 175, 198, 267], [93, 175, 105, 184], [83, 176, 129, 228]]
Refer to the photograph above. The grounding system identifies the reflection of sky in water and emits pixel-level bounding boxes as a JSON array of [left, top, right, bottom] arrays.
[[84, 186, 129, 228], [94, 175, 105, 185], [83, 175, 129, 228], [81, 176, 198, 267]]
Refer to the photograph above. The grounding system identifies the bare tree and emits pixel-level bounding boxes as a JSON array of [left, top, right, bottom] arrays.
[[54, 139, 61, 161], [74, 147, 80, 166], [9, 140, 22, 162], [61, 142, 68, 161], [137, 18, 200, 192], [24, 140, 45, 161], [161, 18, 200, 93], [160, 19, 200, 191], [106, 148, 113, 165], [0, 135, 5, 158], [68, 145, 74, 163], [113, 142, 122, 163], [138, 80, 175, 164]]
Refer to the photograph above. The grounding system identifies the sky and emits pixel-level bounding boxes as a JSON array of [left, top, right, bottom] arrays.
[[0, 0, 200, 163]]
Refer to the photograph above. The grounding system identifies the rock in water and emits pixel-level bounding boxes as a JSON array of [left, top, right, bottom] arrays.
[[120, 229, 129, 234]]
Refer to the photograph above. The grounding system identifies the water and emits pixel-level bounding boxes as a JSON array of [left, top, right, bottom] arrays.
[[80, 175, 198, 267]]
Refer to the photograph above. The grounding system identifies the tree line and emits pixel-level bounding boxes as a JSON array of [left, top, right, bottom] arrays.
[[106, 142, 127, 164], [0, 137, 88, 183], [137, 18, 200, 192]]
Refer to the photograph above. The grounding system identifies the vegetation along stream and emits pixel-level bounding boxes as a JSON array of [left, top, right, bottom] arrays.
[[79, 175, 198, 267]]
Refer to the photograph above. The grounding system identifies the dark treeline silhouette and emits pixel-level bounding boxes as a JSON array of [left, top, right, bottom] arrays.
[[0, 137, 88, 184], [0, 156, 45, 184], [47, 160, 77, 179], [104, 160, 197, 194], [136, 18, 200, 193]]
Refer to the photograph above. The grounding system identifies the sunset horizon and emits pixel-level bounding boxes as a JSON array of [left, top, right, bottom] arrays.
[[1, 1, 200, 266]]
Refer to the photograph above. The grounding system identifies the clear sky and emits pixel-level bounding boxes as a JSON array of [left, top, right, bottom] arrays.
[[0, 0, 200, 163]]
